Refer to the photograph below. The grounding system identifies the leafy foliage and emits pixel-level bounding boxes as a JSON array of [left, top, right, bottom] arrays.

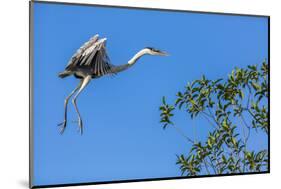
[[159, 61, 269, 176]]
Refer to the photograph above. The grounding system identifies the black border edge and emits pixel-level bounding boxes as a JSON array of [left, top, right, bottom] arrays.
[[33, 0, 270, 18], [267, 16, 270, 173], [29, 0, 270, 188], [29, 1, 34, 188], [32, 171, 269, 189]]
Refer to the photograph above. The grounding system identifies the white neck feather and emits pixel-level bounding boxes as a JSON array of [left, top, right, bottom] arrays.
[[128, 49, 150, 65]]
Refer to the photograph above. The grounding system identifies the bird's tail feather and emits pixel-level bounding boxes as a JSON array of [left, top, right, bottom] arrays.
[[58, 70, 72, 78]]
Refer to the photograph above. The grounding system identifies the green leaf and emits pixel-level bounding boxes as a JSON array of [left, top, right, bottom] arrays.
[[251, 82, 261, 91], [162, 96, 166, 105]]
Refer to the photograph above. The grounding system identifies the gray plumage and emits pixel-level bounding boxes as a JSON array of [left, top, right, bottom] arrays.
[[59, 35, 115, 79], [58, 34, 168, 135]]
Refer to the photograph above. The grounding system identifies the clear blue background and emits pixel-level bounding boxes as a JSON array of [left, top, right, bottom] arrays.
[[33, 2, 268, 186]]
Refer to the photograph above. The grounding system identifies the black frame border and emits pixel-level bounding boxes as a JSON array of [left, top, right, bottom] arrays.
[[29, 1, 270, 188]]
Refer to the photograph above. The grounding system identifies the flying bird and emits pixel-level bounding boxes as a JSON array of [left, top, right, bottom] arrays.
[[58, 34, 168, 135]]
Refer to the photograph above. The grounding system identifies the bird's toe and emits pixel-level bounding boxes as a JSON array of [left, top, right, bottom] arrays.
[[58, 120, 67, 134]]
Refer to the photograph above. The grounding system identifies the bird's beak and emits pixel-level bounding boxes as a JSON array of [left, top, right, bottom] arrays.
[[157, 50, 169, 56]]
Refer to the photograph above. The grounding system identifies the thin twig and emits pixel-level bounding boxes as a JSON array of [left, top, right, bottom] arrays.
[[203, 159, 211, 174], [240, 114, 251, 142], [207, 156, 217, 174], [172, 125, 194, 144]]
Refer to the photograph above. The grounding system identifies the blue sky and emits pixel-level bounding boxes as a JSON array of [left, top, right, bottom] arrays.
[[32, 2, 268, 186]]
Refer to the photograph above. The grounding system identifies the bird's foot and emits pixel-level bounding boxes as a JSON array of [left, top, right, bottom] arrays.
[[57, 120, 67, 134], [77, 118, 83, 135]]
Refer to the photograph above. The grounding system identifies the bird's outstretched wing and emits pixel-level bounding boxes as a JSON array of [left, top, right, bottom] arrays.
[[66, 34, 99, 68], [66, 34, 113, 76]]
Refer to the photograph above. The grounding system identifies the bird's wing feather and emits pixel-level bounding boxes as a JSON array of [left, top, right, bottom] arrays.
[[90, 42, 113, 76], [66, 35, 113, 76], [66, 34, 99, 69]]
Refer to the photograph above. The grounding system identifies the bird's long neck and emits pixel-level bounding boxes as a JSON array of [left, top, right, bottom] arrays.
[[111, 49, 149, 73], [128, 49, 149, 65]]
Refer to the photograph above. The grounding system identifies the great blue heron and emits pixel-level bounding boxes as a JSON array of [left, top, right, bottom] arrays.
[[58, 34, 168, 135]]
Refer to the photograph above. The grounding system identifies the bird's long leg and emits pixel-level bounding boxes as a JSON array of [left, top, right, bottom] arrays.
[[72, 75, 92, 135], [58, 80, 83, 134]]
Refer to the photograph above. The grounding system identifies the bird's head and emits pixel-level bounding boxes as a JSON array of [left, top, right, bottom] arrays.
[[128, 46, 169, 65], [144, 47, 169, 56]]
